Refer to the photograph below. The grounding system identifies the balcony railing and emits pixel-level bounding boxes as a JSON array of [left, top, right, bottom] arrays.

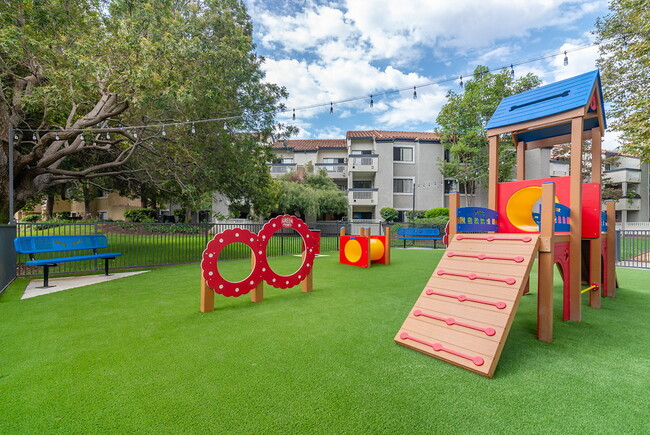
[[268, 163, 297, 176], [606, 169, 641, 184], [315, 163, 347, 178], [615, 197, 641, 211], [348, 188, 378, 205], [349, 154, 378, 172]]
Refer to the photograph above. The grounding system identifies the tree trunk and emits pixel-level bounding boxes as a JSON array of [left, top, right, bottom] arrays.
[[45, 194, 55, 219]]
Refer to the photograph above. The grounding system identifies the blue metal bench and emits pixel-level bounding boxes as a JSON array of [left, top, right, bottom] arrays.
[[397, 228, 442, 248], [14, 235, 122, 288]]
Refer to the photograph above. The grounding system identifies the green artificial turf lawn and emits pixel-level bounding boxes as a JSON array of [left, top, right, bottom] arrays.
[[1, 250, 649, 433]]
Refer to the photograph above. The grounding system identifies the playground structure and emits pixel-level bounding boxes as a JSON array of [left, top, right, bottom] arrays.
[[395, 70, 618, 377], [339, 226, 391, 268], [200, 215, 316, 312]]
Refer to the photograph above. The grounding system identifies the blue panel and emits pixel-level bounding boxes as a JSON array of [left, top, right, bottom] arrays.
[[601, 211, 607, 233], [397, 228, 440, 236], [456, 207, 498, 232], [14, 235, 109, 254], [532, 203, 570, 232], [487, 70, 606, 133]]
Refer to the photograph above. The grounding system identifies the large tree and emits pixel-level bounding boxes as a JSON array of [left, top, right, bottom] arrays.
[[436, 65, 541, 205], [595, 0, 650, 160], [0, 0, 288, 222]]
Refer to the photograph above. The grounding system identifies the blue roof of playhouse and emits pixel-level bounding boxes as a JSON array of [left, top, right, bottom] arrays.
[[486, 70, 606, 136]]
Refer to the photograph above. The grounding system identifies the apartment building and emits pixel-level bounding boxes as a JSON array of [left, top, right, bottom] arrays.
[[268, 131, 468, 221], [548, 150, 649, 225]]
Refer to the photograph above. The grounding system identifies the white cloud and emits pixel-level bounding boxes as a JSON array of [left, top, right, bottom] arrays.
[[375, 88, 449, 128]]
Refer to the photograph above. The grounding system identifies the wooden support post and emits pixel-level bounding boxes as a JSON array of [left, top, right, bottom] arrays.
[[250, 251, 264, 302], [340, 227, 346, 237], [517, 141, 526, 181], [449, 191, 460, 239], [568, 117, 583, 322], [606, 200, 616, 297], [488, 135, 499, 210], [384, 226, 391, 265], [301, 250, 313, 293], [538, 182, 555, 342], [200, 274, 214, 313], [587, 127, 602, 308]]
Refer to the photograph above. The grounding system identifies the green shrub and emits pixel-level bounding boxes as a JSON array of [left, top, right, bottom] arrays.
[[173, 209, 186, 223], [413, 216, 448, 224], [20, 214, 41, 222], [424, 207, 449, 219], [405, 210, 426, 221], [380, 207, 399, 223], [124, 208, 156, 223]]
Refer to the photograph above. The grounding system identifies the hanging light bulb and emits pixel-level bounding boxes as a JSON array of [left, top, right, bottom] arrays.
[[413, 86, 417, 99], [292, 109, 295, 120], [32, 132, 36, 140], [510, 64, 515, 78], [563, 51, 568, 66], [14, 133, 19, 141], [329, 102, 333, 114], [55, 133, 60, 140], [133, 130, 138, 138], [370, 95, 374, 108], [161, 126, 166, 136], [106, 131, 111, 140], [191, 123, 196, 134], [459, 75, 464, 89]]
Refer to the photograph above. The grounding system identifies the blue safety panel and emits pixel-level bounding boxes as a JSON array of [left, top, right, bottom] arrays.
[[397, 228, 440, 238], [533, 203, 571, 232], [601, 211, 607, 233], [26, 253, 122, 266], [14, 235, 108, 254], [457, 207, 498, 232], [487, 70, 606, 132]]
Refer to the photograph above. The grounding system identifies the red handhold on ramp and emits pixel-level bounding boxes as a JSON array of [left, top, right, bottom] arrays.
[[425, 289, 507, 309], [413, 310, 496, 336], [457, 235, 532, 243], [447, 252, 524, 263], [399, 332, 484, 366], [437, 269, 516, 285]]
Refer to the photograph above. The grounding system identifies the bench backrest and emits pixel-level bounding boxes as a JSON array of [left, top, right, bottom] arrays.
[[14, 235, 108, 255], [397, 228, 440, 236]]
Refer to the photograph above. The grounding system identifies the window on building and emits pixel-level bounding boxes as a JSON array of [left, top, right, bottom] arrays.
[[444, 148, 450, 162], [393, 178, 414, 193], [393, 146, 414, 162], [323, 158, 345, 164], [281, 158, 294, 164], [353, 180, 372, 189]]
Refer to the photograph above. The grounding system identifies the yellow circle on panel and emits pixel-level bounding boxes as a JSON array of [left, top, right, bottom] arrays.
[[369, 238, 385, 261], [506, 186, 542, 232], [344, 239, 362, 263]]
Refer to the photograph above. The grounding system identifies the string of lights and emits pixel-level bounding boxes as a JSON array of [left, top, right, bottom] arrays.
[[11, 43, 597, 136]]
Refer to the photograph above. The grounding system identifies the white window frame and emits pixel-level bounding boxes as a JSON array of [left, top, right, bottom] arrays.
[[393, 177, 415, 195], [393, 145, 415, 164]]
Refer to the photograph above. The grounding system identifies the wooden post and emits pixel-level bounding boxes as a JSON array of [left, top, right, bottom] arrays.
[[606, 200, 616, 297], [340, 226, 346, 237], [537, 182, 555, 342], [449, 191, 460, 239], [384, 226, 391, 265], [301, 249, 313, 293], [488, 135, 499, 210], [200, 274, 214, 313], [588, 127, 603, 309], [517, 141, 526, 181], [250, 251, 264, 302], [568, 117, 583, 322]]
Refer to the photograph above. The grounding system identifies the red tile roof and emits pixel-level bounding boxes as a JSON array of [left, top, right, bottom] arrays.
[[347, 130, 440, 141], [271, 139, 347, 151]]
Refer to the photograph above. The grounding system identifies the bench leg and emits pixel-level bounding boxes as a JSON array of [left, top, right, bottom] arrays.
[[104, 258, 110, 276], [36, 265, 55, 289]]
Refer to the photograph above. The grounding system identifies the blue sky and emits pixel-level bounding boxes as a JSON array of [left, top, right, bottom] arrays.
[[245, 0, 618, 146]]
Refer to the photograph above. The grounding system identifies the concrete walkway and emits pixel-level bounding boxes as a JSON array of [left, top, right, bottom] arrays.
[[22, 271, 149, 300]]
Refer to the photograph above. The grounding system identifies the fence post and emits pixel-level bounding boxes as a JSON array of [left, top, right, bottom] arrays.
[[0, 225, 17, 294], [615, 230, 620, 263]]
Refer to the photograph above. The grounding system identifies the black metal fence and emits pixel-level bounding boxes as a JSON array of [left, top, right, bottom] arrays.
[[616, 230, 650, 269], [0, 225, 16, 293], [14, 221, 346, 278]]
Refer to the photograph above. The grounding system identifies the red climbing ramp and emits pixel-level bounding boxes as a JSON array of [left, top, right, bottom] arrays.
[[395, 233, 540, 378]]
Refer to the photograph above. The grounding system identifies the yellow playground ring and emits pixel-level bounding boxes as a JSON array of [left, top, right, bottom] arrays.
[[505, 186, 560, 232]]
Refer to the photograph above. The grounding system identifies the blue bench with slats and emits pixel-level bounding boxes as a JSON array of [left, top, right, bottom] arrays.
[[397, 227, 442, 248], [14, 235, 122, 288]]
